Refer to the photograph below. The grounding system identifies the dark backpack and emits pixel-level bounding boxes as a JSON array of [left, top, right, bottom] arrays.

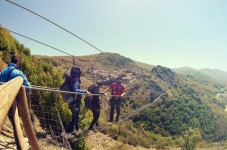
[[60, 73, 71, 103], [84, 84, 99, 109]]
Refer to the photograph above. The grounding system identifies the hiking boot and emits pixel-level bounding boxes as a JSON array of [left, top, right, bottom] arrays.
[[65, 133, 74, 139], [95, 123, 102, 131], [75, 129, 83, 135], [95, 122, 99, 126], [88, 126, 94, 131]]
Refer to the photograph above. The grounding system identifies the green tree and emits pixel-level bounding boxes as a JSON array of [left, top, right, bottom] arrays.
[[182, 128, 202, 150]]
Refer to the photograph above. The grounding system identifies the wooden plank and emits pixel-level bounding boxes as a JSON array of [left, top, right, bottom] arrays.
[[0, 77, 23, 132], [12, 101, 27, 150], [17, 86, 40, 150]]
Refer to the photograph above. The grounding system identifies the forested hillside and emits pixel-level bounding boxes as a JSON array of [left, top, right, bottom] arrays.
[[36, 55, 227, 148], [1, 26, 227, 149], [127, 66, 227, 141]]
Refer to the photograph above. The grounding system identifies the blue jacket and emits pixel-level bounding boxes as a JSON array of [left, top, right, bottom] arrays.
[[69, 78, 87, 94], [0, 63, 31, 92]]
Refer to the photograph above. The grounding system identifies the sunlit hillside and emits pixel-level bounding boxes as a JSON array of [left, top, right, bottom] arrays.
[[1, 27, 227, 149]]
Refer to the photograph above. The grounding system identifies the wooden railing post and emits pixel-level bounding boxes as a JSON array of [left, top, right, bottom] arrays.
[[0, 77, 23, 131], [17, 86, 40, 150], [13, 101, 27, 150]]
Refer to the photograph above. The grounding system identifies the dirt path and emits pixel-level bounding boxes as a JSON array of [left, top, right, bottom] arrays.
[[0, 124, 30, 150], [85, 131, 156, 150], [0, 117, 68, 150]]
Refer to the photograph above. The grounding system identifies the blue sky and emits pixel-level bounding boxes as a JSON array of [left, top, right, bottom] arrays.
[[0, 0, 227, 71]]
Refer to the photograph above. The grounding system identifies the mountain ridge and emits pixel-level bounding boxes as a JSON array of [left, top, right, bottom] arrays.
[[173, 66, 227, 84]]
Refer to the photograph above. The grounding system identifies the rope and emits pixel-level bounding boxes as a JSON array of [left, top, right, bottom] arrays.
[[5, 0, 104, 53], [55, 105, 72, 149], [120, 92, 163, 122], [0, 81, 154, 98], [0, 27, 74, 57]]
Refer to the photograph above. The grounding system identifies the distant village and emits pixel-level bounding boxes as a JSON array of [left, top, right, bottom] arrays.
[[85, 67, 142, 84]]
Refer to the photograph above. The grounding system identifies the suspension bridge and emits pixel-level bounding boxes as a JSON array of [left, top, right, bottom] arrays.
[[0, 75, 164, 149]]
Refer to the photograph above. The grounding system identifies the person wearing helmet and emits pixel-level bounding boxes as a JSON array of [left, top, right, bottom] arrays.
[[103, 76, 126, 122]]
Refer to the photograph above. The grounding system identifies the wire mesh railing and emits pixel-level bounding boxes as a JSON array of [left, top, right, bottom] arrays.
[[32, 105, 71, 150]]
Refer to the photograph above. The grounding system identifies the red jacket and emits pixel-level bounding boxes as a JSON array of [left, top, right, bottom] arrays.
[[110, 82, 125, 95]]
